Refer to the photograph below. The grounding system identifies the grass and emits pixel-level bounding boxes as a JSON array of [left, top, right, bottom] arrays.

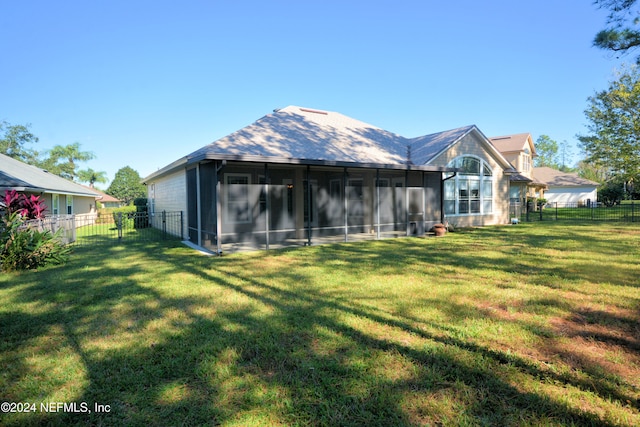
[[1, 222, 639, 426]]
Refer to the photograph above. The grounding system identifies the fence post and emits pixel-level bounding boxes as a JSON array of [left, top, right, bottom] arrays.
[[632, 202, 635, 223], [180, 211, 184, 240], [117, 212, 123, 240], [162, 210, 167, 240], [555, 202, 558, 221], [539, 203, 543, 221]]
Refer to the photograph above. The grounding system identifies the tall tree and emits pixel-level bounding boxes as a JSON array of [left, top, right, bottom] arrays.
[[0, 121, 40, 164], [577, 65, 640, 184], [41, 142, 95, 181], [107, 166, 146, 205], [77, 168, 109, 188], [577, 160, 608, 183], [534, 135, 560, 168], [594, 0, 640, 62]]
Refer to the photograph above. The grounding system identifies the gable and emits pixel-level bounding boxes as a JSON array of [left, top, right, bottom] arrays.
[[412, 126, 515, 172], [489, 133, 536, 156]]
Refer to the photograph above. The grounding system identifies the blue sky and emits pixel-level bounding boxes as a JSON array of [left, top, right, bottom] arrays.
[[0, 1, 626, 186]]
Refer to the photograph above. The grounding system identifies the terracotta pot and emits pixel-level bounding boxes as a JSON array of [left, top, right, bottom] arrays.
[[433, 224, 446, 237]]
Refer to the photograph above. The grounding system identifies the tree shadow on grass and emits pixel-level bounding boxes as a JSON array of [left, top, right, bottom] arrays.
[[1, 234, 638, 426]]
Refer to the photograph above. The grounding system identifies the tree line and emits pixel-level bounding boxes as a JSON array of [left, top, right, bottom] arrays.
[[579, 0, 640, 202], [3, 1, 640, 206], [0, 121, 146, 205]]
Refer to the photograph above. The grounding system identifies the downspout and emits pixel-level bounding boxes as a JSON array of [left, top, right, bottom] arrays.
[[441, 171, 457, 224]]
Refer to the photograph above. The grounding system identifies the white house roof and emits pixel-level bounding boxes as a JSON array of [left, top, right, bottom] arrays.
[[533, 167, 599, 187], [0, 153, 100, 197]]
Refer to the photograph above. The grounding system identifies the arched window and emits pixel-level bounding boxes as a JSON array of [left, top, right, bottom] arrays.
[[444, 156, 493, 215]]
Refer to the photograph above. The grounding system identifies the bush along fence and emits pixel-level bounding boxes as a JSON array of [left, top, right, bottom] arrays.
[[512, 201, 639, 223]]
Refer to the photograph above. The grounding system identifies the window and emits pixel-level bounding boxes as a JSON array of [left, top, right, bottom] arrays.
[[150, 184, 155, 215], [522, 148, 531, 173], [52, 194, 59, 215], [444, 156, 493, 215], [225, 174, 251, 223], [66, 196, 73, 215]]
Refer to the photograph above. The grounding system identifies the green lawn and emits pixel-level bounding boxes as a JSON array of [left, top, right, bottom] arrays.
[[1, 223, 639, 426]]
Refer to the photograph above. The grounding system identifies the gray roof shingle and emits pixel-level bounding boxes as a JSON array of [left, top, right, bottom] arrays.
[[188, 106, 409, 165], [145, 106, 515, 181], [533, 167, 599, 187], [0, 153, 100, 197]]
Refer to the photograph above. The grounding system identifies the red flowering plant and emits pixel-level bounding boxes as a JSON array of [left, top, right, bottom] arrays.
[[20, 194, 47, 219], [1, 190, 68, 271], [0, 190, 47, 219]]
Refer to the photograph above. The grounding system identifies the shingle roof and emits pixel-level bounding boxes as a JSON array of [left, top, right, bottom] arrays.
[[409, 125, 477, 165], [489, 133, 535, 155], [0, 153, 100, 197], [188, 106, 409, 165], [533, 167, 599, 187], [145, 106, 515, 181]]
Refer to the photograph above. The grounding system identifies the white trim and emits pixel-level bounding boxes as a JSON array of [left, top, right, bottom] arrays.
[[444, 156, 494, 216]]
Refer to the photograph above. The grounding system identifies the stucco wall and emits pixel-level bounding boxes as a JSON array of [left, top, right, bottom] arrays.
[[40, 193, 96, 216], [430, 132, 511, 227]]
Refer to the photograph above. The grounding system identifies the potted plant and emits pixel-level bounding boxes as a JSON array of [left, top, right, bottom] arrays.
[[432, 223, 446, 237]]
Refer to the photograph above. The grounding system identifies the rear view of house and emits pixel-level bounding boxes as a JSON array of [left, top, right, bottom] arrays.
[[144, 106, 517, 253]]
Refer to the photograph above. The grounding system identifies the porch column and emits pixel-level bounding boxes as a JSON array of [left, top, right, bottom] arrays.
[[265, 163, 270, 250], [306, 165, 312, 246], [344, 167, 348, 242], [215, 160, 224, 255], [405, 170, 409, 236], [376, 169, 380, 240], [196, 163, 202, 247]]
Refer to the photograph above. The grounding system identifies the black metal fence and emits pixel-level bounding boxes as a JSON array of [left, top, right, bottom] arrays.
[[75, 211, 184, 246], [28, 211, 185, 246], [513, 201, 638, 223]]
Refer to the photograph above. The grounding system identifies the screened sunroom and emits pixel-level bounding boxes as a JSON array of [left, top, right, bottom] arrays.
[[185, 160, 447, 253]]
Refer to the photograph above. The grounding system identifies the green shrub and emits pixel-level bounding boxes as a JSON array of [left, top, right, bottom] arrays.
[[133, 198, 149, 229], [0, 210, 71, 272]]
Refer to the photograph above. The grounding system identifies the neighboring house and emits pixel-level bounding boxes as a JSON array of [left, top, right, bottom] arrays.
[[84, 186, 122, 208], [0, 152, 100, 218], [143, 106, 517, 253], [533, 167, 598, 206]]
